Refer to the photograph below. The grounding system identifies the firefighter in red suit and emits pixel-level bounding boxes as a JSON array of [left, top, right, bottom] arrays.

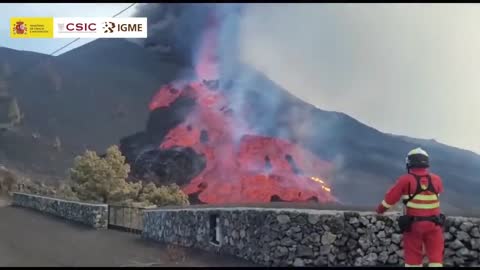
[[376, 148, 445, 267]]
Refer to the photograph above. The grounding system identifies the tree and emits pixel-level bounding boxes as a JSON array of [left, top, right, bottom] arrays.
[[70, 145, 134, 203], [138, 182, 189, 207], [68, 145, 190, 206]]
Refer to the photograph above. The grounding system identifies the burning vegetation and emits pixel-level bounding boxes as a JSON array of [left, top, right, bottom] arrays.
[[120, 9, 338, 205]]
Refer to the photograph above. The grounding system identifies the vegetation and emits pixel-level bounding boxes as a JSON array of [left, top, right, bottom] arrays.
[[137, 182, 189, 207], [69, 145, 133, 203], [56, 183, 79, 201], [15, 179, 56, 197], [0, 167, 17, 195], [0, 168, 58, 198], [67, 145, 189, 207], [1, 145, 189, 208]]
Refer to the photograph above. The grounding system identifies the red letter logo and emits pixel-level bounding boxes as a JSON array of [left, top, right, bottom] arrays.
[[88, 23, 96, 31], [66, 23, 74, 31]]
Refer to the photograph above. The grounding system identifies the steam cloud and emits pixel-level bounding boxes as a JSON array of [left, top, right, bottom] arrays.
[[132, 3, 254, 133], [134, 3, 480, 155], [132, 4, 242, 68], [131, 3, 359, 202], [132, 3, 342, 155]]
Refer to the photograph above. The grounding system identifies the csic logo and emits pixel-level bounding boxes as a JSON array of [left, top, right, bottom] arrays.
[[102, 21, 144, 34], [58, 22, 97, 33], [12, 21, 27, 35]]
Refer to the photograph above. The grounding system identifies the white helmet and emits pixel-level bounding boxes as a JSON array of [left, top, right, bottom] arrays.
[[406, 147, 430, 169]]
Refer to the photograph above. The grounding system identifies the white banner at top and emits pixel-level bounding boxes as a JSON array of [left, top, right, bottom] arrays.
[[53, 17, 148, 38]]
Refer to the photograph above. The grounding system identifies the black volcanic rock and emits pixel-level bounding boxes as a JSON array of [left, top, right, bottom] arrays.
[[146, 94, 196, 145], [119, 93, 200, 183], [129, 146, 206, 187], [119, 131, 152, 165]]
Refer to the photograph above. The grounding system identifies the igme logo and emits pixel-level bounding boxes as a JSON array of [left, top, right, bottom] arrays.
[[102, 21, 144, 34], [103, 22, 115, 33]]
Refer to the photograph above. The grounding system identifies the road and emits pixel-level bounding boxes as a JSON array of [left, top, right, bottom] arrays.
[[0, 196, 8, 207], [0, 202, 256, 267]]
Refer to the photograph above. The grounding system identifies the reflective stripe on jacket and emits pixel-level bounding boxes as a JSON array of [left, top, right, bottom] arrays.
[[380, 168, 444, 217]]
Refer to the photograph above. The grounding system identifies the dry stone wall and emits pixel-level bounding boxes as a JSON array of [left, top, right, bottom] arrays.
[[142, 207, 480, 267], [12, 192, 108, 229]]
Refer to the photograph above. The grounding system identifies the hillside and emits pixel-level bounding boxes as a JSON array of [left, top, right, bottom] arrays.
[[0, 39, 478, 211], [0, 40, 185, 178], [0, 47, 51, 77], [194, 64, 479, 211]]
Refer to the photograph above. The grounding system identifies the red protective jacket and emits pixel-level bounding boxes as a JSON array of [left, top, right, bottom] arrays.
[[377, 168, 444, 216]]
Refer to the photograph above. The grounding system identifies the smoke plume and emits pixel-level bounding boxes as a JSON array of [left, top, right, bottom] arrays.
[[133, 4, 252, 125], [135, 3, 480, 154], [128, 3, 362, 203], [132, 4, 240, 68], [132, 4, 345, 156], [135, 5, 347, 153]]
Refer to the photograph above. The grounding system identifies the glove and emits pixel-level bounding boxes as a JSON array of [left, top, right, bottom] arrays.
[[376, 204, 387, 214]]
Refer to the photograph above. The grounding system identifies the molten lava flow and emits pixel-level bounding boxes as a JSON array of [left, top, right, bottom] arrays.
[[144, 10, 338, 205], [148, 84, 183, 111], [310, 176, 332, 193], [147, 80, 338, 204]]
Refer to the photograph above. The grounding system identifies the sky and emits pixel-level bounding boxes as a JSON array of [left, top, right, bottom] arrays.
[[239, 4, 480, 153], [1, 3, 479, 153]]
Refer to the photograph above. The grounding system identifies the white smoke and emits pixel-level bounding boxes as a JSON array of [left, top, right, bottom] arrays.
[[132, 4, 346, 152]]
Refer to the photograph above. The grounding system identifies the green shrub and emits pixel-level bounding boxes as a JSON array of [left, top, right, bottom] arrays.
[[138, 182, 189, 207], [70, 145, 132, 203], [56, 183, 79, 201], [1, 145, 191, 208], [65, 145, 190, 207]]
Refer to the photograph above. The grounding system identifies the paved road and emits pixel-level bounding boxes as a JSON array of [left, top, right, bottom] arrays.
[[0, 197, 8, 207], [0, 204, 256, 267]]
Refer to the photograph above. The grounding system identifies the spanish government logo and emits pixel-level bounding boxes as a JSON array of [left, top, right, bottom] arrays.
[[10, 17, 54, 38], [12, 21, 28, 35]]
